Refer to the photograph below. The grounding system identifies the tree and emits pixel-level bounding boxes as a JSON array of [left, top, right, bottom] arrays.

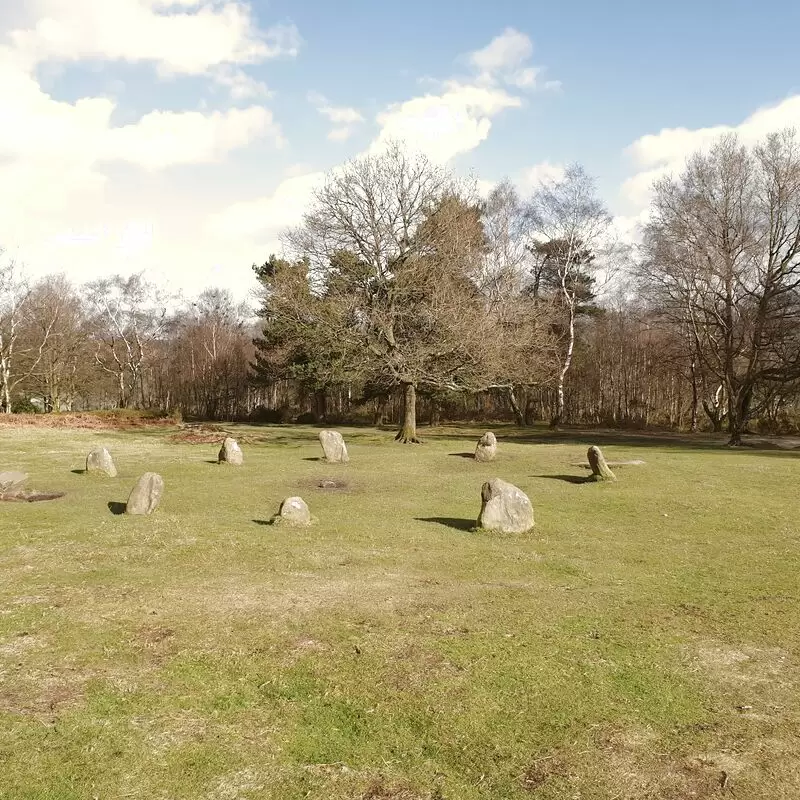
[[280, 144, 500, 442], [525, 165, 614, 428], [0, 260, 66, 413], [164, 288, 254, 419], [18, 275, 90, 412], [480, 180, 559, 424], [639, 131, 800, 444], [87, 273, 168, 408], [252, 255, 353, 420]]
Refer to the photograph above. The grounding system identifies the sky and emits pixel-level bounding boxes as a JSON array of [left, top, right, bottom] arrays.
[[2, 0, 800, 303]]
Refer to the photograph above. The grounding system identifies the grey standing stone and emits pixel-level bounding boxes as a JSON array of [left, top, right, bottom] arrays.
[[0, 471, 28, 494], [278, 496, 312, 526], [218, 437, 243, 466], [126, 472, 164, 515], [86, 447, 117, 477], [318, 430, 349, 464], [477, 478, 534, 533], [475, 431, 498, 462], [587, 445, 616, 482]]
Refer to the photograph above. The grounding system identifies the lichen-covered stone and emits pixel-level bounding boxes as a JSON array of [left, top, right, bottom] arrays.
[[475, 431, 497, 462], [278, 496, 312, 526], [86, 447, 117, 477], [587, 445, 616, 482], [319, 430, 349, 464], [218, 437, 243, 466], [477, 478, 534, 533], [126, 472, 164, 515]]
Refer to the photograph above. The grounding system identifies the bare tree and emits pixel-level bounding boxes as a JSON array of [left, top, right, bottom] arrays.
[[166, 288, 254, 418], [640, 130, 800, 444], [87, 273, 168, 408], [480, 180, 557, 423], [17, 275, 90, 411], [526, 165, 614, 428], [0, 260, 66, 412]]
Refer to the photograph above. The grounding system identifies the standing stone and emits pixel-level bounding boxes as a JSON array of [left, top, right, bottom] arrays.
[[318, 430, 349, 464], [278, 496, 312, 526], [126, 472, 164, 515], [475, 431, 498, 462], [0, 471, 28, 495], [86, 447, 117, 477], [477, 478, 534, 533], [218, 437, 243, 466], [587, 445, 616, 482]]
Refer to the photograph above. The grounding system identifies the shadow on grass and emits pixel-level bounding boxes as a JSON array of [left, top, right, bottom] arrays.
[[534, 474, 592, 485], [403, 424, 781, 453], [415, 516, 475, 532], [252, 519, 273, 526], [204, 459, 220, 464], [449, 452, 476, 459], [302, 457, 323, 462], [71, 469, 86, 475], [108, 501, 126, 515]]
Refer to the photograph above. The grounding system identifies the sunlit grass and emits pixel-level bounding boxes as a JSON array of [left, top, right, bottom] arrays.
[[1, 423, 798, 798]]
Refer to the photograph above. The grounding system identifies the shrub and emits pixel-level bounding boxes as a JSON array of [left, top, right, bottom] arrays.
[[249, 405, 292, 424], [11, 398, 39, 414]]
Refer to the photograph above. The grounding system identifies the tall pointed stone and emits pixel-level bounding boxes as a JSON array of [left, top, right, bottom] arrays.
[[319, 430, 349, 464], [587, 446, 616, 482], [126, 473, 164, 515]]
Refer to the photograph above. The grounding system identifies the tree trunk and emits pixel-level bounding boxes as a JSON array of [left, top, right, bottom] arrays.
[[689, 357, 699, 433], [727, 386, 752, 447], [508, 386, 524, 426], [428, 398, 441, 426], [314, 389, 327, 422], [550, 304, 575, 429], [395, 382, 421, 443], [373, 397, 388, 426]]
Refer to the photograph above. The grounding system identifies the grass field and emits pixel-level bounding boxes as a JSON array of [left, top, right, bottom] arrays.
[[1, 423, 798, 799]]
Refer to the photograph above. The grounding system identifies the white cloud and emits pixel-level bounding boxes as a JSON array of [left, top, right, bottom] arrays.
[[308, 92, 364, 143], [104, 106, 281, 169], [518, 161, 566, 190], [211, 65, 270, 100], [327, 127, 356, 142], [466, 27, 556, 93], [367, 29, 557, 164], [0, 1, 294, 300], [507, 67, 540, 89], [470, 27, 533, 75], [622, 95, 800, 210], [209, 172, 325, 242], [7, 0, 301, 76], [371, 84, 521, 163]]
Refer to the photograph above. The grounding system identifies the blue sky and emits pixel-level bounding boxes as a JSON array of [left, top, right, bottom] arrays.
[[2, 0, 800, 301]]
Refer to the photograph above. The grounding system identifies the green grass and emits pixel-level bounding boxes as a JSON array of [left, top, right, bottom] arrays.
[[1, 423, 799, 799]]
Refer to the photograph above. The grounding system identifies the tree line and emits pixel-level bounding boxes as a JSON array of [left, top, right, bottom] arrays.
[[3, 131, 800, 444]]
